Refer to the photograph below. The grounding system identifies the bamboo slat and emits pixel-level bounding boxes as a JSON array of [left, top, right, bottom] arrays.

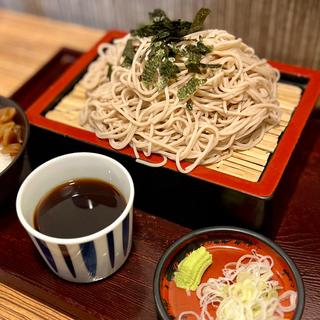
[[46, 82, 302, 182], [232, 152, 267, 166]]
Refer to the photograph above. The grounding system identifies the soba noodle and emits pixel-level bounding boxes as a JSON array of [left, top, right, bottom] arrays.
[[80, 29, 280, 173]]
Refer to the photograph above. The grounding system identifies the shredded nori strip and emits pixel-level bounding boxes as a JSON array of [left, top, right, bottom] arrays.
[[196, 40, 212, 54], [132, 9, 193, 41], [200, 63, 222, 69], [129, 8, 214, 96], [178, 78, 206, 100], [121, 39, 136, 68], [189, 8, 211, 33], [142, 46, 166, 85], [184, 39, 213, 73], [186, 99, 193, 111], [159, 59, 180, 88], [107, 63, 113, 80]]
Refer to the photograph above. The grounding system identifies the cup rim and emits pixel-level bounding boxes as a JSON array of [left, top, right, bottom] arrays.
[[16, 152, 134, 245]]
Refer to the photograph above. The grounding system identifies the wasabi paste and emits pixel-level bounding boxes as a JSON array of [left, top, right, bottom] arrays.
[[174, 246, 212, 291]]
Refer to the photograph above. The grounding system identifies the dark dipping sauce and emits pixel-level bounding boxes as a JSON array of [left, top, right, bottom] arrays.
[[34, 178, 126, 238]]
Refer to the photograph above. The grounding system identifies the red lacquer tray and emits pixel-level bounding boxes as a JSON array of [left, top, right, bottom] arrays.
[[26, 30, 320, 199]]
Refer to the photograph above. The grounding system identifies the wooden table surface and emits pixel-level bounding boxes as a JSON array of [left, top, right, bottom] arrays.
[[0, 9, 104, 97], [0, 9, 102, 320], [1, 9, 320, 320]]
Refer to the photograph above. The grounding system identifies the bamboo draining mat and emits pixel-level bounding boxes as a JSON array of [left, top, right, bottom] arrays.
[[46, 82, 302, 182]]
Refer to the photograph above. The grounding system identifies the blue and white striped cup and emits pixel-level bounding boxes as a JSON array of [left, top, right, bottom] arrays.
[[16, 152, 134, 283]]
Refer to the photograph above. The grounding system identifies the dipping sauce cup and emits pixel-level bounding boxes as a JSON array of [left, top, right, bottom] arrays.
[[16, 152, 134, 283]]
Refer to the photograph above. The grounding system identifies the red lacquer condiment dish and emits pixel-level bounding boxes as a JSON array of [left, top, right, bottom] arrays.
[[153, 226, 304, 320]]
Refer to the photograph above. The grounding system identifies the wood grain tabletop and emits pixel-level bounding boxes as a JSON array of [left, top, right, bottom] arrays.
[[0, 9, 103, 97], [0, 284, 73, 320]]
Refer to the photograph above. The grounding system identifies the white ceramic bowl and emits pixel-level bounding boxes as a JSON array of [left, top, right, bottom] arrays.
[[0, 97, 30, 204], [16, 152, 134, 283]]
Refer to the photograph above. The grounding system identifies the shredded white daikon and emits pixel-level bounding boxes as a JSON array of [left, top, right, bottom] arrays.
[[178, 250, 297, 320]]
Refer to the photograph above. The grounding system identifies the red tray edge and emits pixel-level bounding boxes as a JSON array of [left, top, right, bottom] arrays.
[[26, 30, 320, 198]]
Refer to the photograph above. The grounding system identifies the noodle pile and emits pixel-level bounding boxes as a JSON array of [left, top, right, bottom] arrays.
[[80, 29, 280, 173], [178, 250, 297, 320]]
